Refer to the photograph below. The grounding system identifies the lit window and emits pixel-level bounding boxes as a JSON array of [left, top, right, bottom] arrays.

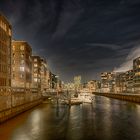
[[34, 73, 37, 77], [34, 59, 37, 62], [135, 72, 140, 76], [34, 64, 38, 67], [13, 46, 15, 51], [21, 53, 24, 58], [20, 45, 24, 50], [12, 67, 15, 71], [20, 66, 25, 72], [9, 29, 12, 36], [34, 78, 38, 82]]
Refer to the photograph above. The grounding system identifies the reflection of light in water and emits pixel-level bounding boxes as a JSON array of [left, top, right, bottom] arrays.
[[12, 110, 43, 140], [102, 97, 111, 111], [13, 134, 31, 140], [101, 97, 112, 138], [30, 110, 42, 139], [70, 106, 75, 113]]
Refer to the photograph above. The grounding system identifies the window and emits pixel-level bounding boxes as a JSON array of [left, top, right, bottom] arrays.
[[34, 64, 38, 67], [9, 29, 12, 36], [12, 67, 15, 71], [13, 60, 15, 65], [34, 59, 37, 62], [21, 53, 24, 58], [20, 74, 24, 78], [20, 66, 25, 72], [21, 60, 24, 64], [34, 73, 37, 77], [34, 78, 38, 82], [13, 46, 15, 51], [20, 45, 24, 50]]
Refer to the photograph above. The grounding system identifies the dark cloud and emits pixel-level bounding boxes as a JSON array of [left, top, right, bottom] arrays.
[[1, 0, 140, 82]]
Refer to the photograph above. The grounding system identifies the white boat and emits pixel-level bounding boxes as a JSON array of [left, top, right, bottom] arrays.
[[60, 98, 82, 105], [78, 92, 93, 103]]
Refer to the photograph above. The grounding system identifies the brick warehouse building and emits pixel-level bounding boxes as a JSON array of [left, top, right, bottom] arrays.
[[0, 13, 12, 89], [11, 41, 32, 89]]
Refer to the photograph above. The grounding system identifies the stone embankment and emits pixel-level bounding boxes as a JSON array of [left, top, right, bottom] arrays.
[[93, 92, 140, 103], [0, 90, 42, 123]]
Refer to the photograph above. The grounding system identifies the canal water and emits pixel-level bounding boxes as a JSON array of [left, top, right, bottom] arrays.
[[0, 95, 140, 140]]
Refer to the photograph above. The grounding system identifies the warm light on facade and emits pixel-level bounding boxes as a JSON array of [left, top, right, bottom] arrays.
[[0, 13, 12, 88], [11, 41, 32, 88]]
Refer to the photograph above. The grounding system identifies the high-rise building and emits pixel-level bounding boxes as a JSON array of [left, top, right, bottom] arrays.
[[31, 56, 42, 90], [87, 80, 100, 92], [115, 72, 126, 93], [0, 13, 12, 89], [11, 41, 32, 88], [133, 57, 140, 93], [125, 69, 134, 93], [101, 72, 115, 93]]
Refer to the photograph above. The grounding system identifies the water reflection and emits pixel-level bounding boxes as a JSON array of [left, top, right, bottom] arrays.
[[0, 96, 140, 140]]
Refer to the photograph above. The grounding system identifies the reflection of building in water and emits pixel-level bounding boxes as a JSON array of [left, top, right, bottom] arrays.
[[0, 13, 12, 88]]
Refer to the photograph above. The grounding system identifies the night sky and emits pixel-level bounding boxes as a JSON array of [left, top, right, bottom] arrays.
[[1, 0, 140, 82]]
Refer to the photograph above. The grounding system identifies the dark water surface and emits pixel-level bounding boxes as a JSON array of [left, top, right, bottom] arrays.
[[0, 96, 140, 140]]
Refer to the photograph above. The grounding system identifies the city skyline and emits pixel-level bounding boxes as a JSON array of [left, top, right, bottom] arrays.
[[1, 4, 140, 140], [1, 0, 140, 82]]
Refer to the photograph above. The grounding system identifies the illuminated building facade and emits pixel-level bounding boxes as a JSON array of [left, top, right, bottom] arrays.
[[101, 72, 115, 93], [74, 75, 81, 90], [115, 72, 126, 93], [64, 82, 75, 90], [87, 80, 101, 92], [0, 13, 12, 89], [12, 41, 32, 88], [41, 58, 49, 92], [31, 56, 41, 90], [125, 69, 134, 93], [50, 73, 58, 89], [133, 57, 140, 93]]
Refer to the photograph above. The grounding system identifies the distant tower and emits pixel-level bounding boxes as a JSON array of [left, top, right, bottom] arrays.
[[74, 75, 81, 90]]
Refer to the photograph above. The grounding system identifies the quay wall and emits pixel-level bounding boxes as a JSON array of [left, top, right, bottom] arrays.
[[93, 92, 140, 103], [0, 90, 42, 123]]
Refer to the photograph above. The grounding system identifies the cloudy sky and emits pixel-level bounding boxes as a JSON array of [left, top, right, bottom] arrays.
[[1, 0, 140, 82]]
